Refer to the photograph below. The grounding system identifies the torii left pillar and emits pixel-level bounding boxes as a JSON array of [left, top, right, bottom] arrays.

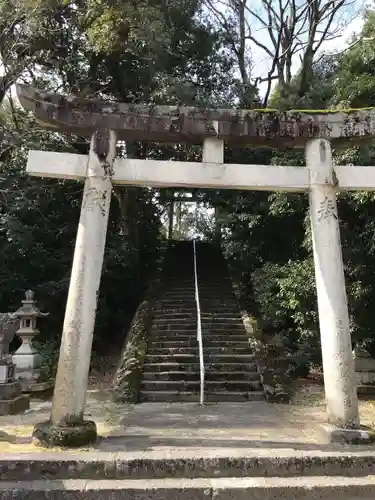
[[33, 129, 116, 448]]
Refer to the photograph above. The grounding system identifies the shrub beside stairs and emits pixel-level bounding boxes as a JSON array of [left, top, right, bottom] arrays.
[[135, 240, 264, 403]]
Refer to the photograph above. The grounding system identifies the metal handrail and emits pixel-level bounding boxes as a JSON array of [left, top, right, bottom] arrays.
[[193, 239, 205, 405]]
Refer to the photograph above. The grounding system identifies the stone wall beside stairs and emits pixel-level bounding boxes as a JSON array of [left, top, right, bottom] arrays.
[[111, 246, 166, 403]]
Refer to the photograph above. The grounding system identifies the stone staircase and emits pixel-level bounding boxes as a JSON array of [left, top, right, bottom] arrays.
[[140, 240, 264, 402]]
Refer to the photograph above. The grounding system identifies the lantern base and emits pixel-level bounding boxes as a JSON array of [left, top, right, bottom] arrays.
[[0, 380, 30, 415]]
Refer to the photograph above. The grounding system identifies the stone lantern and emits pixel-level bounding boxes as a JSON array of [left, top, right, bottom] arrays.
[[12, 290, 49, 392]]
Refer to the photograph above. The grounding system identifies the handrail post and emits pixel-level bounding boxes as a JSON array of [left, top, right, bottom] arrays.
[[193, 239, 204, 406]]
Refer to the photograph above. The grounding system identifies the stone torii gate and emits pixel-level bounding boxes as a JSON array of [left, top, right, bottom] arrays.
[[17, 84, 375, 447]]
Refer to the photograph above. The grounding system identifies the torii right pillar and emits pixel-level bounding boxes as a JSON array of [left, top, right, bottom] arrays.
[[306, 138, 365, 442]]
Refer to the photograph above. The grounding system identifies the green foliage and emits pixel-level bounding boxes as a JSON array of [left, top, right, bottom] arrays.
[[333, 11, 375, 108], [0, 104, 161, 359], [252, 259, 318, 344], [0, 0, 232, 365], [3, 0, 375, 376], [269, 56, 340, 109], [32, 338, 59, 381]]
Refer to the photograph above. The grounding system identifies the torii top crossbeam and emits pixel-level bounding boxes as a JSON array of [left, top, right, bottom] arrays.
[[17, 84, 375, 148]]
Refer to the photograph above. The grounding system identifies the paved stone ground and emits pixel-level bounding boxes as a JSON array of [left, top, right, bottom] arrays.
[[0, 383, 375, 453]]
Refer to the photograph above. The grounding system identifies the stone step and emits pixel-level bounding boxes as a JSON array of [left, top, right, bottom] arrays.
[[162, 285, 232, 291], [155, 302, 237, 308], [3, 476, 375, 499], [151, 341, 250, 349], [153, 317, 244, 323], [155, 305, 241, 312], [153, 309, 241, 316], [201, 334, 249, 339], [141, 380, 262, 392], [163, 276, 231, 281], [156, 300, 239, 306], [200, 314, 243, 320], [203, 319, 244, 324], [151, 334, 197, 341], [152, 324, 246, 332], [160, 286, 232, 291], [147, 346, 253, 355], [146, 354, 255, 364], [143, 362, 258, 372], [4, 451, 375, 480], [152, 330, 247, 337], [140, 390, 265, 402], [151, 339, 250, 347], [160, 293, 235, 299], [161, 292, 234, 297], [153, 312, 197, 319], [152, 334, 249, 342], [163, 293, 234, 298], [152, 318, 202, 324], [206, 346, 252, 354], [152, 326, 246, 333], [153, 310, 242, 317], [151, 330, 248, 344], [147, 347, 198, 355], [143, 371, 260, 381]]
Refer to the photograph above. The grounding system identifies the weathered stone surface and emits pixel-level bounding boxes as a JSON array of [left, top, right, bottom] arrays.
[[0, 380, 23, 400], [308, 139, 359, 429], [0, 480, 209, 500], [0, 313, 18, 359], [46, 131, 116, 435], [2, 477, 375, 500], [254, 340, 293, 404], [17, 84, 375, 148], [133, 241, 262, 403], [0, 393, 29, 415], [112, 246, 166, 403], [3, 451, 375, 481], [26, 379, 55, 394], [0, 362, 15, 384], [263, 383, 290, 404], [353, 348, 375, 371], [353, 348, 375, 387], [32, 420, 97, 448], [13, 290, 49, 391], [0, 312, 31, 414], [357, 384, 375, 396], [318, 423, 375, 445]]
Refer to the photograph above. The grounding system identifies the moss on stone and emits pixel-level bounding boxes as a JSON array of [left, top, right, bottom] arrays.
[[252, 107, 375, 114], [240, 312, 295, 403], [20, 85, 375, 149], [32, 419, 97, 448], [111, 299, 153, 403]]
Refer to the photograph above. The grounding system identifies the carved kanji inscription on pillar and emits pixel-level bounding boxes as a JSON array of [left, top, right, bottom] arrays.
[[83, 187, 108, 216], [317, 196, 337, 221]]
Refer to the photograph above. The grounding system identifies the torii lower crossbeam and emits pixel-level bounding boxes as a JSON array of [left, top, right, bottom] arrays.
[[27, 150, 375, 192]]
